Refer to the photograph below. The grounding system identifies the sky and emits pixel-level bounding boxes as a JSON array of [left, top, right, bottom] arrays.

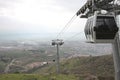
[[0, 0, 87, 40]]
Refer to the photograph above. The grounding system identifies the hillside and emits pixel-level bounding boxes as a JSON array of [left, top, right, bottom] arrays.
[[0, 54, 115, 80], [37, 54, 115, 79]]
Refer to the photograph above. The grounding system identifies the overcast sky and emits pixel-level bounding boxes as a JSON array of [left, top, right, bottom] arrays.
[[0, 0, 87, 40]]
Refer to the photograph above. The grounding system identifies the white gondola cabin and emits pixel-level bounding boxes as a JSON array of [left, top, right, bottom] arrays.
[[84, 13, 119, 43]]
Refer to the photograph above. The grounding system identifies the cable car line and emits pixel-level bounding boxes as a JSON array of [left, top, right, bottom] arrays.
[[64, 31, 84, 42], [56, 14, 77, 38]]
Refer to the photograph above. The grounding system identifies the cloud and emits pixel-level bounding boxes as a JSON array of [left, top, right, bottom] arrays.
[[0, 16, 49, 33], [54, 0, 87, 12], [0, 0, 22, 17], [0, 0, 87, 40], [0, 0, 20, 8]]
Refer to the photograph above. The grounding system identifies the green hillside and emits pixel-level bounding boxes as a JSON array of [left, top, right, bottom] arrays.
[[0, 54, 115, 80], [37, 55, 114, 78], [0, 74, 78, 80], [61, 55, 114, 76]]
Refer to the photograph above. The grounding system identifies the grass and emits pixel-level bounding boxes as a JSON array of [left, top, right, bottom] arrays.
[[0, 74, 78, 80]]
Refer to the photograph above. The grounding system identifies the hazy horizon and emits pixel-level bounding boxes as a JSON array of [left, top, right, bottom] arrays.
[[0, 0, 87, 41]]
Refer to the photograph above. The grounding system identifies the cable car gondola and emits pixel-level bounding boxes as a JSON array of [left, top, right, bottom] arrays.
[[84, 12, 119, 43], [52, 40, 56, 45]]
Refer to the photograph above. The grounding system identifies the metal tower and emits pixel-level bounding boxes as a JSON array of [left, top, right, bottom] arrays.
[[52, 39, 64, 74]]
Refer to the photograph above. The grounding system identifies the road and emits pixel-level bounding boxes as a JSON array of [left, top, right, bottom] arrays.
[[4, 59, 16, 73]]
